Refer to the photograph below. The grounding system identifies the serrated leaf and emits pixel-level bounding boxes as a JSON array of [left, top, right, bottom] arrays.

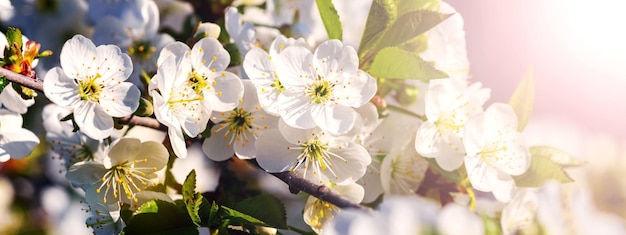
[[182, 170, 203, 226], [375, 10, 452, 51], [124, 200, 196, 235], [513, 150, 574, 188], [530, 145, 585, 167], [0, 76, 8, 93], [369, 47, 448, 80], [220, 206, 269, 227], [508, 67, 534, 131], [358, 0, 397, 59], [135, 200, 159, 214], [315, 0, 343, 40], [234, 194, 288, 229], [6, 27, 23, 49]]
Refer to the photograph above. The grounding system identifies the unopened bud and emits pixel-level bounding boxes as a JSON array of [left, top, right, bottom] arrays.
[[194, 22, 221, 40], [134, 97, 154, 117]]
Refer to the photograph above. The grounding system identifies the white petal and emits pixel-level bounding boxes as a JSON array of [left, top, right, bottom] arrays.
[[492, 172, 516, 202], [276, 45, 313, 89], [325, 143, 371, 185], [202, 127, 235, 161], [107, 138, 142, 167], [169, 128, 188, 158], [0, 128, 39, 160], [311, 104, 355, 135], [255, 129, 298, 172], [191, 37, 230, 72], [136, 141, 169, 170], [242, 48, 274, 83], [313, 40, 358, 78], [335, 70, 377, 107], [94, 44, 133, 84], [92, 16, 132, 46], [43, 67, 81, 107], [207, 71, 244, 112], [234, 137, 257, 159], [277, 90, 316, 129], [157, 41, 190, 67], [60, 35, 97, 78], [465, 154, 496, 192], [65, 161, 108, 185], [74, 101, 113, 140], [437, 203, 484, 235], [0, 85, 34, 114], [224, 7, 241, 41], [99, 82, 140, 117]]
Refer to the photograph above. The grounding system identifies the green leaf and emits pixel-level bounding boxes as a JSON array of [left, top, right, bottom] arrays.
[[220, 206, 269, 227], [375, 10, 452, 51], [513, 149, 574, 188], [183, 170, 203, 226], [482, 215, 503, 235], [315, 0, 343, 40], [530, 145, 585, 167], [369, 47, 448, 80], [397, 0, 440, 15], [0, 76, 8, 93], [508, 67, 534, 132], [234, 194, 288, 229], [6, 27, 23, 49], [358, 0, 398, 59], [135, 200, 159, 214], [124, 200, 196, 235]]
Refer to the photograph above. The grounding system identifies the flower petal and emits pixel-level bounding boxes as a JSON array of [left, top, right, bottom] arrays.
[[206, 71, 244, 112], [99, 82, 140, 117], [60, 35, 97, 78], [43, 67, 81, 107], [65, 161, 108, 185], [74, 101, 113, 140], [276, 45, 313, 89], [277, 90, 316, 129], [107, 138, 141, 167], [202, 127, 236, 161], [0, 128, 39, 160], [311, 104, 355, 135], [313, 40, 358, 79], [255, 129, 298, 172], [191, 37, 230, 72]]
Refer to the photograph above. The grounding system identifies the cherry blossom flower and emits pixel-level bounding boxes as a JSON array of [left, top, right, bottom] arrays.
[[463, 103, 530, 202], [92, 0, 174, 86], [274, 40, 377, 135], [65, 138, 168, 206], [255, 121, 370, 185], [150, 54, 210, 158], [150, 37, 244, 158], [202, 80, 278, 161], [225, 7, 256, 58], [0, 108, 39, 162], [243, 34, 308, 116], [303, 182, 364, 234], [43, 34, 140, 140], [415, 77, 490, 171]]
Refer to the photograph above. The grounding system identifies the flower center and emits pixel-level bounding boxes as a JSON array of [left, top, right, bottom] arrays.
[[95, 159, 159, 204], [271, 77, 285, 93], [77, 74, 103, 102], [215, 107, 268, 148], [127, 40, 156, 62], [479, 145, 508, 164], [188, 71, 210, 94], [307, 80, 334, 104], [308, 199, 336, 231]]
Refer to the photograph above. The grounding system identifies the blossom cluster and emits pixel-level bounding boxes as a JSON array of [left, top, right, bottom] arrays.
[[0, 0, 622, 234]]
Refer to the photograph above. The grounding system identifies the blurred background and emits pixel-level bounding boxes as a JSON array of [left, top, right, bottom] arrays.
[[447, 0, 626, 139]]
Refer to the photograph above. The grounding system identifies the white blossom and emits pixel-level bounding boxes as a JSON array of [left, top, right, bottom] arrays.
[[463, 103, 530, 202], [0, 109, 39, 162], [43, 34, 140, 140], [415, 77, 490, 171], [275, 40, 376, 135]]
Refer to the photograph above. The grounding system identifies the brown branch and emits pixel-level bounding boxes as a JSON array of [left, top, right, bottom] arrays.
[[271, 171, 371, 212], [0, 67, 44, 92], [1, 67, 164, 130], [4, 66, 369, 212], [118, 115, 166, 131]]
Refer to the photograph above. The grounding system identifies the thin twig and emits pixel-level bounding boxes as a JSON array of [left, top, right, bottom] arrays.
[[0, 67, 44, 91], [271, 171, 371, 211]]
